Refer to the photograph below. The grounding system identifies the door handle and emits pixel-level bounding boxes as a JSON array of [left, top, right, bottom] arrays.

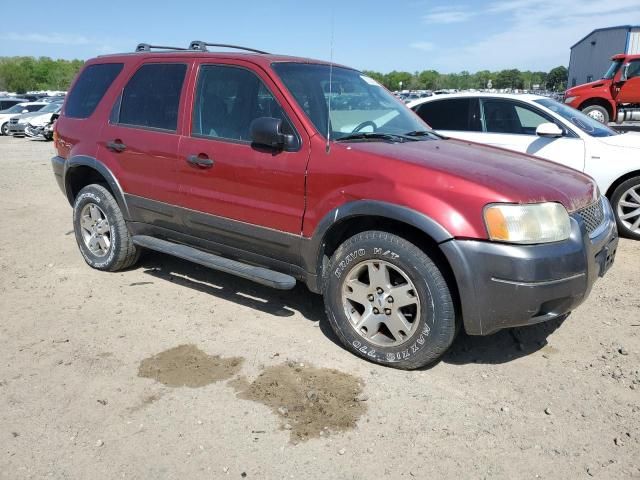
[[106, 140, 127, 152], [187, 154, 214, 168]]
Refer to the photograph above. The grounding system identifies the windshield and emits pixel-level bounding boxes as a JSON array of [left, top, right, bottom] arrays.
[[3, 103, 29, 114], [40, 102, 62, 113], [272, 63, 430, 140], [535, 98, 617, 137], [602, 60, 622, 80]]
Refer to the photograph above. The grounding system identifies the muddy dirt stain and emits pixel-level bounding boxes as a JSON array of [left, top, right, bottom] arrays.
[[138, 344, 243, 388], [231, 362, 366, 442]]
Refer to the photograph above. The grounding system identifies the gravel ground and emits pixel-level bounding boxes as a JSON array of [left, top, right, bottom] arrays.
[[1, 136, 638, 479]]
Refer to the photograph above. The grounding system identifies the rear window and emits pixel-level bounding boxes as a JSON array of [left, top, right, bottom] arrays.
[[116, 63, 187, 131], [65, 63, 123, 119], [415, 98, 481, 131]]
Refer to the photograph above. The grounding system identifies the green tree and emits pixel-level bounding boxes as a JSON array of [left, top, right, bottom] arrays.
[[546, 66, 568, 91]]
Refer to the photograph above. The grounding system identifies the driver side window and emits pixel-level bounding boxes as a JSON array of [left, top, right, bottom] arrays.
[[192, 65, 296, 144], [626, 61, 640, 80], [482, 100, 552, 135]]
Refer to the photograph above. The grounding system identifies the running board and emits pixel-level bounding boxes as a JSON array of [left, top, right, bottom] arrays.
[[132, 235, 296, 290]]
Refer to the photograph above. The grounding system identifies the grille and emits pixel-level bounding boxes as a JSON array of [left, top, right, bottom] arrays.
[[576, 198, 605, 236]]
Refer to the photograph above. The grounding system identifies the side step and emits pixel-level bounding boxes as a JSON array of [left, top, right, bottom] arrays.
[[132, 235, 296, 290]]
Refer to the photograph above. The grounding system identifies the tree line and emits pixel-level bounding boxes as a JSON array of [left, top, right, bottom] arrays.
[[0, 55, 570, 94], [0, 57, 84, 93], [363, 66, 568, 92]]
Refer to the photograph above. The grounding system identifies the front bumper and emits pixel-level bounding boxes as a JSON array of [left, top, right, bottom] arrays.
[[442, 198, 618, 335], [8, 123, 26, 135]]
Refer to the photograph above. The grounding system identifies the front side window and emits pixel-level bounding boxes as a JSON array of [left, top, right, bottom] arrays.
[[192, 65, 297, 145], [482, 100, 554, 135], [625, 60, 640, 79], [415, 98, 481, 131], [65, 63, 123, 119], [272, 62, 429, 139], [117, 63, 187, 131]]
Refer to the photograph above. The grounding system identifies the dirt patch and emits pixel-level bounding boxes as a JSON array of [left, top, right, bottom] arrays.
[[138, 344, 243, 388], [232, 362, 367, 442]]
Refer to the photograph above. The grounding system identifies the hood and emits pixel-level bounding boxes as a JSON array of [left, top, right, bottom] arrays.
[[598, 131, 640, 150], [345, 138, 598, 212], [16, 111, 49, 120], [565, 79, 609, 96]]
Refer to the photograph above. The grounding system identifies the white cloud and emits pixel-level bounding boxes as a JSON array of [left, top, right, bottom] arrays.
[[410, 41, 436, 51], [0, 32, 91, 45], [425, 0, 640, 71], [423, 7, 475, 24]]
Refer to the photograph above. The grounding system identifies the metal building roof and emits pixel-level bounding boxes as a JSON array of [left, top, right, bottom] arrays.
[[571, 25, 640, 49]]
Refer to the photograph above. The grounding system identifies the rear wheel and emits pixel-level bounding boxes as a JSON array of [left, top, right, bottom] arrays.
[[323, 231, 456, 369], [611, 176, 640, 239], [72, 184, 140, 271], [581, 105, 609, 124]]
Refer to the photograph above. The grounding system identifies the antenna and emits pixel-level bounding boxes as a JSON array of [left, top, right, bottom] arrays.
[[325, 11, 335, 154]]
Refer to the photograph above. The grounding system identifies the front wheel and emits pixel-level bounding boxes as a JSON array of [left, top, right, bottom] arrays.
[[0, 122, 8, 136], [323, 231, 457, 369], [611, 176, 640, 239], [581, 105, 609, 124]]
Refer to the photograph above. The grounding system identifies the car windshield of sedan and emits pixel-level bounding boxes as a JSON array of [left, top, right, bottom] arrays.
[[535, 98, 617, 137], [39, 102, 62, 113], [2, 103, 29, 114], [272, 63, 432, 141]]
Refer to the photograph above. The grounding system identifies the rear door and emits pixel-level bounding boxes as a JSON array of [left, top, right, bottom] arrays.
[[414, 97, 483, 138], [98, 61, 190, 224], [176, 60, 309, 259]]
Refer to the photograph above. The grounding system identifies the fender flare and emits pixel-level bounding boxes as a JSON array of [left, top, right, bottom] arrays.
[[302, 200, 454, 285], [64, 155, 131, 219]]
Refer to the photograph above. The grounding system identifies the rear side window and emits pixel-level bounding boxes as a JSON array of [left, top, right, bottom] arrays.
[[117, 63, 187, 131], [65, 63, 123, 119], [415, 98, 481, 131]]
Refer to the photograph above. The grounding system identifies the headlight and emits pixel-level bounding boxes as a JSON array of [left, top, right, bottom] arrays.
[[564, 96, 577, 104], [484, 202, 571, 244]]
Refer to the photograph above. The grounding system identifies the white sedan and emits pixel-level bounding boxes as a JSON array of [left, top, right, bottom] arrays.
[[408, 93, 640, 239]]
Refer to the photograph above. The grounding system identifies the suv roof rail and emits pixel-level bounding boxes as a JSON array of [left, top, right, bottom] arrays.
[[188, 41, 269, 54], [135, 43, 189, 52]]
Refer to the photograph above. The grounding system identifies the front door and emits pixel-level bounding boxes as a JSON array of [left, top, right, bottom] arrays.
[[474, 98, 586, 172], [616, 59, 640, 104], [176, 62, 309, 261]]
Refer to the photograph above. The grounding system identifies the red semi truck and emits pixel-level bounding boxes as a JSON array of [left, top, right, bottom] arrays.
[[564, 54, 640, 123]]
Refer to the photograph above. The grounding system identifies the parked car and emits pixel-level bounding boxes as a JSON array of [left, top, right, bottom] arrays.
[[564, 54, 640, 124], [51, 42, 617, 369], [0, 97, 28, 110], [0, 102, 48, 136], [9, 101, 62, 136], [408, 93, 640, 239]]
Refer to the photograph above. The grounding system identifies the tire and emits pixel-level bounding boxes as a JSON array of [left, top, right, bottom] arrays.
[[322, 231, 456, 370], [72, 184, 140, 271], [581, 105, 609, 124], [610, 176, 640, 240], [1, 122, 8, 136]]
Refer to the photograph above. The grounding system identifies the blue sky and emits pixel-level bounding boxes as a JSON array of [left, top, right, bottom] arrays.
[[1, 0, 639, 73]]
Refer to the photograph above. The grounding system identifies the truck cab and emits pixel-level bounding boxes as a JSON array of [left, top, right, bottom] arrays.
[[565, 54, 640, 123]]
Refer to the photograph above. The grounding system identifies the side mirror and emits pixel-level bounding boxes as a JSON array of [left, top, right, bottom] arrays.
[[620, 64, 630, 82], [536, 122, 564, 138], [250, 117, 294, 150]]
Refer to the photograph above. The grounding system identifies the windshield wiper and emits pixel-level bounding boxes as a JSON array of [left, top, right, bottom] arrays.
[[335, 132, 413, 143], [403, 130, 444, 140]]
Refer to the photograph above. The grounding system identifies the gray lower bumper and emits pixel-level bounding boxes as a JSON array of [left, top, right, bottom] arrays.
[[442, 199, 618, 335]]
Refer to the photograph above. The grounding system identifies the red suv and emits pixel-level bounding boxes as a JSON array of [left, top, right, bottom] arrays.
[[51, 42, 618, 369]]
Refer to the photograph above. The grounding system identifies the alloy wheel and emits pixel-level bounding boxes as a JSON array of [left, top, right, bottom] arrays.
[[342, 260, 421, 347], [79, 203, 112, 257], [617, 185, 640, 234]]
